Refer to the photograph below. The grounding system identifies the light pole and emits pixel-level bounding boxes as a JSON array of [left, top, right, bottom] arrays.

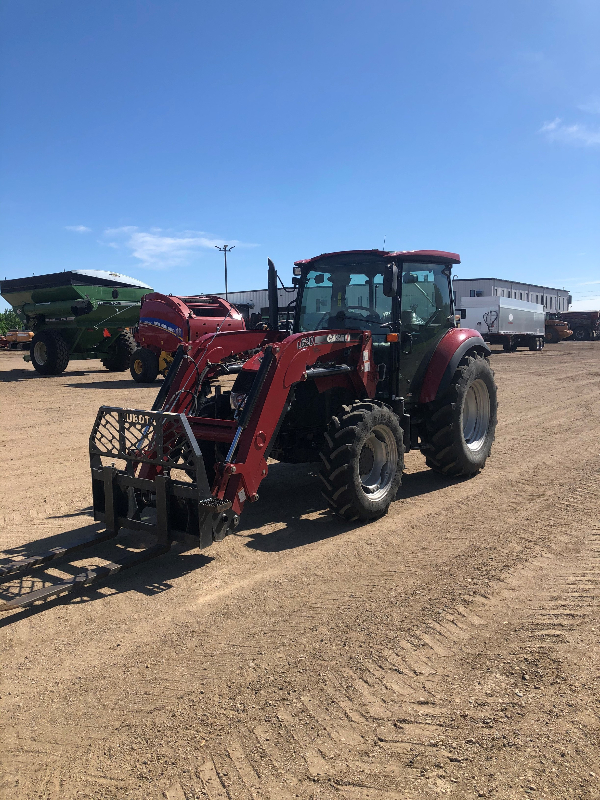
[[215, 244, 235, 301]]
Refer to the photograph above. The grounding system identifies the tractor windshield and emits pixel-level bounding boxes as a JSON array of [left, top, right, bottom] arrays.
[[298, 266, 392, 333]]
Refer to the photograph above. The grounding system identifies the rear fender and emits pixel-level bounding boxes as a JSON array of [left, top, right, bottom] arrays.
[[419, 328, 490, 404]]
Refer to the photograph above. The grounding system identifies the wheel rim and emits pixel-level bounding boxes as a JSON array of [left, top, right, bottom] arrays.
[[133, 358, 144, 374], [358, 425, 397, 501], [462, 378, 491, 452], [574, 329, 585, 340], [34, 340, 48, 365]]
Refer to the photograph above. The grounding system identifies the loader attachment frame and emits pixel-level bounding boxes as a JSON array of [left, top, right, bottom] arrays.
[[89, 406, 237, 548]]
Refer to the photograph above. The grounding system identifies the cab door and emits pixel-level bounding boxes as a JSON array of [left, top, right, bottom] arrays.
[[397, 263, 454, 399]]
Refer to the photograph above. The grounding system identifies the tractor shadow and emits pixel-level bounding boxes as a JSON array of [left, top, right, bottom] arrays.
[[0, 462, 460, 622], [0, 369, 91, 382], [240, 460, 458, 553], [0, 517, 212, 627], [66, 379, 156, 390]]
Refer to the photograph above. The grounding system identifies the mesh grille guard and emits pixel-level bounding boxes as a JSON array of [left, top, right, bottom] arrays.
[[89, 406, 201, 471], [89, 406, 236, 548]]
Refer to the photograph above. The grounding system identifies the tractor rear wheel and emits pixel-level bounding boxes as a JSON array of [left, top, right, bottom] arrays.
[[30, 330, 70, 375], [102, 332, 137, 371], [319, 401, 404, 522], [130, 347, 159, 383], [420, 354, 497, 477]]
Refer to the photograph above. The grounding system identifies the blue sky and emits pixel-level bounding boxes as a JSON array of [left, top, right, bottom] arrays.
[[1, 0, 599, 311]]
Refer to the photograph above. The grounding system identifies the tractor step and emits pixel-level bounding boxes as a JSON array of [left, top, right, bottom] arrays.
[[0, 542, 171, 612], [0, 529, 119, 582]]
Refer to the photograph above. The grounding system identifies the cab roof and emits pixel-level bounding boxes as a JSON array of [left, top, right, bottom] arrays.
[[294, 249, 460, 267]]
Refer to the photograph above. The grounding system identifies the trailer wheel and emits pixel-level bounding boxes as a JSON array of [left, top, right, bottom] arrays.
[[529, 336, 544, 351], [572, 327, 588, 341], [420, 354, 497, 477], [30, 330, 70, 375], [102, 332, 137, 371], [319, 401, 404, 522], [130, 347, 159, 382]]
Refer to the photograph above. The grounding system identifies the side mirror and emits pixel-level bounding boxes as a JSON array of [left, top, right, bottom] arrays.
[[383, 263, 398, 297]]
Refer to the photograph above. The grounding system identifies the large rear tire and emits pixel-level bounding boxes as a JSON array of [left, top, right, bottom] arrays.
[[130, 347, 159, 383], [420, 354, 497, 477], [319, 401, 404, 522], [102, 331, 137, 371], [30, 330, 70, 375], [572, 327, 589, 341]]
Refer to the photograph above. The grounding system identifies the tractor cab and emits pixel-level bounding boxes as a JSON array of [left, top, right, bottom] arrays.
[[293, 249, 459, 402]]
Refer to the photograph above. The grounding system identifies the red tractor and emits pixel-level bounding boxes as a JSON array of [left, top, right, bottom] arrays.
[[1, 250, 499, 612], [130, 293, 247, 383]]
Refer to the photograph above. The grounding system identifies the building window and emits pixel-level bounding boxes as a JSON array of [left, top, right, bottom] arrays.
[[470, 290, 476, 297], [494, 288, 498, 296], [526, 293, 529, 301], [501, 289, 505, 297], [550, 297, 553, 309], [475, 290, 484, 297], [536, 294, 539, 303], [519, 292, 523, 300]]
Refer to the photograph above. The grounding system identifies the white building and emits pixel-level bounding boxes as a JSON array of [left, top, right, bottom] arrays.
[[213, 287, 296, 312], [452, 278, 571, 313]]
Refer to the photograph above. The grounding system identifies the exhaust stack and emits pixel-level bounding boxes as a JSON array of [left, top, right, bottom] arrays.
[[267, 258, 279, 331]]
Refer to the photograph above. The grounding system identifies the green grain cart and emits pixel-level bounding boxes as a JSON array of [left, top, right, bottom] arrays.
[[0, 269, 153, 375]]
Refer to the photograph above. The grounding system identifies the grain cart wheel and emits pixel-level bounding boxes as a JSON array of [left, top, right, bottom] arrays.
[[420, 354, 497, 477], [319, 401, 404, 522], [572, 327, 588, 341], [130, 347, 159, 383], [102, 331, 137, 371], [30, 330, 70, 375]]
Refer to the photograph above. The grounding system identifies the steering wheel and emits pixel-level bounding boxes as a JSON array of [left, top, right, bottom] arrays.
[[315, 310, 333, 329], [420, 307, 444, 328], [345, 306, 382, 322]]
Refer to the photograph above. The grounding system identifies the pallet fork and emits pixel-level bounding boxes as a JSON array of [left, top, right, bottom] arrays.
[[0, 406, 234, 612]]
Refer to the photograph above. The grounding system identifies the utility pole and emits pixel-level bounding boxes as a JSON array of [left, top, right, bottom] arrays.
[[215, 244, 235, 300]]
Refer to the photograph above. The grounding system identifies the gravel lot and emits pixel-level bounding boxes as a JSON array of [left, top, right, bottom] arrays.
[[1, 342, 599, 800]]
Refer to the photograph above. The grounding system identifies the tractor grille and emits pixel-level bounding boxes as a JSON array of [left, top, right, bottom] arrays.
[[89, 406, 199, 471]]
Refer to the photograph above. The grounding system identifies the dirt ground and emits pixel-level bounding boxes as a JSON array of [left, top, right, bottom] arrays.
[[1, 342, 599, 800]]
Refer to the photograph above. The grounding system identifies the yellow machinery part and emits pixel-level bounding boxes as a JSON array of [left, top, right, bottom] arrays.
[[159, 350, 173, 376]]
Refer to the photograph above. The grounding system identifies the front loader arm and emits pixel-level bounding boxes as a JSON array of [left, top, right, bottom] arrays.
[[158, 329, 281, 414], [212, 331, 376, 516]]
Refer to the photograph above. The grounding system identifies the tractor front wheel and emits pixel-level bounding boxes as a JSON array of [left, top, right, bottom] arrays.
[[420, 354, 497, 477], [130, 347, 159, 383], [30, 330, 70, 375], [319, 401, 404, 522]]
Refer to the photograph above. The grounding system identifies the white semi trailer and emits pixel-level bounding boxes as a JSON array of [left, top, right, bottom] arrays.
[[456, 296, 546, 352]]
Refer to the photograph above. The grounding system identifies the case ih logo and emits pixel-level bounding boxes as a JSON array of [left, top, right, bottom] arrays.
[[297, 333, 354, 349], [326, 333, 351, 343]]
